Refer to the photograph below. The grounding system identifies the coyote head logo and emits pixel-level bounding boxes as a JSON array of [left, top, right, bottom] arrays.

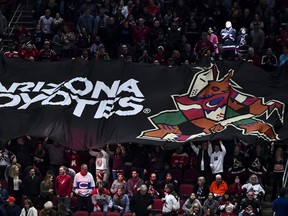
[[139, 64, 284, 142]]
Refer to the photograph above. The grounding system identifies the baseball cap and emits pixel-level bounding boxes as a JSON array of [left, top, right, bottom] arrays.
[[6, 196, 16, 203]]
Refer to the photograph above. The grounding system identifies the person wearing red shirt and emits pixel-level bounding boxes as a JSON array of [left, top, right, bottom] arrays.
[[246, 47, 261, 67], [4, 49, 19, 58], [38, 41, 59, 62], [13, 25, 31, 47], [194, 32, 215, 58], [147, 0, 160, 16], [55, 166, 73, 213], [65, 149, 81, 173], [133, 18, 150, 44], [171, 146, 189, 169], [18, 43, 39, 62]]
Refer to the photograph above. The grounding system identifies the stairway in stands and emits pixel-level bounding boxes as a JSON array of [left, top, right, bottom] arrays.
[[262, 173, 274, 216], [2, 2, 34, 51]]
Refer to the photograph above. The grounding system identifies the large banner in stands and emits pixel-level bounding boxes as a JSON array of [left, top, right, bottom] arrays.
[[0, 56, 288, 149]]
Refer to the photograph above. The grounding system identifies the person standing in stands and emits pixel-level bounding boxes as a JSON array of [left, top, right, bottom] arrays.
[[210, 140, 226, 177], [23, 167, 41, 208], [73, 164, 95, 212], [44, 139, 65, 176], [89, 147, 110, 182], [130, 185, 153, 216], [127, 170, 144, 198], [272, 187, 288, 216], [55, 166, 73, 213], [221, 21, 236, 60], [191, 141, 212, 183], [162, 183, 180, 216]]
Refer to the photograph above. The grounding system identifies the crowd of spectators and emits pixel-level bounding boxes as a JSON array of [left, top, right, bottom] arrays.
[[0, 0, 288, 69], [0, 137, 287, 216]]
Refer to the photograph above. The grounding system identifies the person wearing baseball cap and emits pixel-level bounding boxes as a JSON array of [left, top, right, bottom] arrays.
[[5, 196, 21, 216]]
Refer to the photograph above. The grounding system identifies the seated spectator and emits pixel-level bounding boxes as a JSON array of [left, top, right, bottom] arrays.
[[95, 44, 110, 61], [18, 43, 39, 62], [194, 176, 210, 204], [194, 32, 215, 58], [261, 47, 278, 72], [171, 146, 189, 169], [242, 174, 265, 199], [130, 185, 153, 216], [218, 190, 236, 214], [95, 171, 109, 189], [134, 38, 150, 62], [238, 191, 261, 216], [20, 199, 37, 216], [189, 203, 202, 216], [91, 186, 113, 213], [38, 40, 59, 62], [112, 187, 130, 214], [203, 193, 219, 216], [4, 48, 19, 58], [182, 193, 202, 216], [110, 172, 127, 195], [153, 46, 167, 65], [145, 172, 161, 198], [39, 201, 56, 216], [209, 174, 228, 198], [181, 43, 197, 64], [279, 46, 288, 66], [220, 203, 237, 216], [127, 170, 144, 198], [119, 44, 131, 60], [5, 196, 21, 216], [245, 47, 261, 67], [229, 176, 243, 203], [161, 172, 179, 195], [139, 49, 153, 63], [162, 183, 180, 216]]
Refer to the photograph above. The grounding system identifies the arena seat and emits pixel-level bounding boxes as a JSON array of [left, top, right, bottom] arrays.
[[74, 211, 89, 216], [179, 183, 193, 199]]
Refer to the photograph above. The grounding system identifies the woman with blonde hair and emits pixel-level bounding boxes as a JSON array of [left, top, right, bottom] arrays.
[[189, 203, 202, 216], [7, 164, 22, 205], [20, 199, 37, 216], [40, 173, 54, 204]]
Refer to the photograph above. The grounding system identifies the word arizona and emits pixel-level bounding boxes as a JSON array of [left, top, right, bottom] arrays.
[[0, 78, 145, 119]]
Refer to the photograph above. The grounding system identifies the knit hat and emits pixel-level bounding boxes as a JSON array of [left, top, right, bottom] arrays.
[[44, 201, 53, 209]]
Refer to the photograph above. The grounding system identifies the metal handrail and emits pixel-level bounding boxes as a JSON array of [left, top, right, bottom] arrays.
[[8, 3, 22, 28], [7, 3, 22, 49], [282, 158, 288, 187]]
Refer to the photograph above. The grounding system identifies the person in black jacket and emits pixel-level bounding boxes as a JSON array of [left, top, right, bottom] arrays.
[[23, 167, 41, 208], [5, 196, 21, 216], [130, 184, 153, 216]]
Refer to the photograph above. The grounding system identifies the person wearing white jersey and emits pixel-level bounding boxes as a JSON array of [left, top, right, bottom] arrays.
[[210, 140, 226, 176], [73, 164, 95, 212], [89, 148, 110, 182]]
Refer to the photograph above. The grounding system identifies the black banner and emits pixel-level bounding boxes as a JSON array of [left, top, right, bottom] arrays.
[[0, 57, 288, 149]]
